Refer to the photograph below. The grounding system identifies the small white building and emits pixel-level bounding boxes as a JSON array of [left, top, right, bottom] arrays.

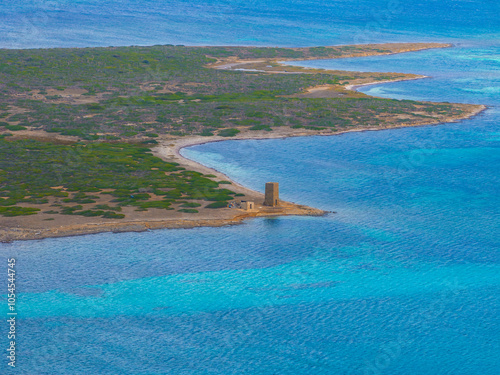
[[241, 201, 255, 211]]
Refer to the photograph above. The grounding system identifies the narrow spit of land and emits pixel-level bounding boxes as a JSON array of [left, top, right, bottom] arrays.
[[0, 42, 486, 242]]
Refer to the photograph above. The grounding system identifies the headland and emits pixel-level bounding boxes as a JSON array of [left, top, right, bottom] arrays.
[[0, 42, 486, 242]]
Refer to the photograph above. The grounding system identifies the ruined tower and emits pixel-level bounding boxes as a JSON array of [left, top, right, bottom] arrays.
[[264, 182, 279, 207]]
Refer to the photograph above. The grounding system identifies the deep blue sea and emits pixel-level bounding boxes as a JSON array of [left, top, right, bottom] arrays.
[[0, 1, 499, 374]]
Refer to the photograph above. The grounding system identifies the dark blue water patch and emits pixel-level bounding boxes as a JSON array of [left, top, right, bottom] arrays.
[[1, 0, 498, 48]]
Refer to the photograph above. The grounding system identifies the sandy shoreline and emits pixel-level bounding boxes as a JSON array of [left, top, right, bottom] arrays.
[[210, 42, 453, 70], [0, 42, 489, 243], [344, 75, 429, 91], [0, 103, 486, 243], [0, 131, 329, 243], [165, 102, 487, 161]]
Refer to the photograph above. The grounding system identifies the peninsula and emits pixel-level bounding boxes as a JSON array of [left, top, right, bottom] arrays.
[[0, 42, 485, 242]]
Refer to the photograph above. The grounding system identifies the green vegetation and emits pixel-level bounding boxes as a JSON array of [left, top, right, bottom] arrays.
[[1, 124, 27, 131], [178, 209, 199, 214], [0, 45, 463, 141], [205, 201, 229, 209], [0, 206, 40, 216], [181, 202, 201, 208], [0, 139, 237, 217], [0, 44, 466, 219], [218, 128, 240, 137]]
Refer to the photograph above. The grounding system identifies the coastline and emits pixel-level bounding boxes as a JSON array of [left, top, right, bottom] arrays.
[[0, 42, 488, 243], [0, 102, 486, 243], [344, 75, 429, 91], [165, 101, 487, 167], [210, 42, 453, 70], [0, 130, 329, 243]]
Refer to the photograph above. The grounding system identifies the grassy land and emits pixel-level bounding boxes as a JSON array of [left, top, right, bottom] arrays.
[[0, 43, 473, 218], [0, 138, 237, 217], [0, 43, 465, 140]]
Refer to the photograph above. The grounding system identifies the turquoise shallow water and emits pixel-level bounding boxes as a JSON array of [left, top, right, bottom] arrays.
[[0, 1, 499, 374]]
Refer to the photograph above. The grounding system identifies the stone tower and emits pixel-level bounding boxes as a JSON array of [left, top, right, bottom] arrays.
[[264, 182, 279, 207]]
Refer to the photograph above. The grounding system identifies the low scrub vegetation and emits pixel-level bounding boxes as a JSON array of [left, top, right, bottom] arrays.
[[0, 139, 237, 217]]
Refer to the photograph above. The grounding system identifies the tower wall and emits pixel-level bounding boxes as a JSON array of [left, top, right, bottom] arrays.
[[264, 182, 279, 206]]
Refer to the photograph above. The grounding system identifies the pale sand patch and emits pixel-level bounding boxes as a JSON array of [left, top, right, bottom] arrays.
[[344, 75, 429, 92], [1, 42, 489, 242], [1, 102, 487, 243]]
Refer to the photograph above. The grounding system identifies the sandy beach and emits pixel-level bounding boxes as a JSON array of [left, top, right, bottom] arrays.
[[0, 42, 488, 243], [1, 97, 485, 244], [0, 130, 329, 243], [344, 75, 429, 91]]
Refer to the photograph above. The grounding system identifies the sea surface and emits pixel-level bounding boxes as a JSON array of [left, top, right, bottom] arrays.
[[0, 1, 499, 374], [0, 0, 499, 49]]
